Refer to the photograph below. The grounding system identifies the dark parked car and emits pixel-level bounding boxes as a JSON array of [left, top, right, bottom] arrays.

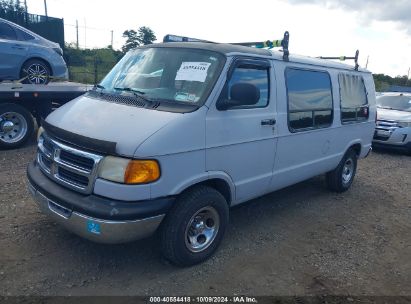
[[0, 18, 68, 84]]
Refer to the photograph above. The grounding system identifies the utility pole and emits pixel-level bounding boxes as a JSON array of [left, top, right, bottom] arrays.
[[111, 30, 114, 49], [365, 56, 370, 69], [84, 19, 87, 49], [23, 0, 28, 24], [76, 20, 79, 49], [43, 0, 48, 17]]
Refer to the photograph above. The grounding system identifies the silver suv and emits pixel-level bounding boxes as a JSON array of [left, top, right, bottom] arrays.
[[373, 92, 411, 154], [0, 18, 68, 84]]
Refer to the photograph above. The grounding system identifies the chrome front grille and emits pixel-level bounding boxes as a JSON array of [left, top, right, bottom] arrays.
[[37, 134, 103, 194], [376, 120, 399, 130], [374, 119, 399, 141]]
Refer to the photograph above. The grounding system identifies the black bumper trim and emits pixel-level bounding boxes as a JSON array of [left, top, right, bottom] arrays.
[[27, 161, 175, 221], [373, 141, 411, 152]]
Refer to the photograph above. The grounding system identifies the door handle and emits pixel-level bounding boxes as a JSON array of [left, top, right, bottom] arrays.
[[261, 119, 276, 126]]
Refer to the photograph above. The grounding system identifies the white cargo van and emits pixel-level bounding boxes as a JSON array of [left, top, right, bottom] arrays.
[[27, 33, 376, 266]]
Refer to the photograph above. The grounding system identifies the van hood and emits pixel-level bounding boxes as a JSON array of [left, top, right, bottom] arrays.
[[46, 94, 181, 156], [377, 108, 411, 122]]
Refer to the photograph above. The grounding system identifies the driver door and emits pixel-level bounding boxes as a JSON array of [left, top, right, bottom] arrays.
[[206, 58, 278, 205]]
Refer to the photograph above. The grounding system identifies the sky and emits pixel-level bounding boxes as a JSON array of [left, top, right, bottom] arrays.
[[25, 0, 411, 77]]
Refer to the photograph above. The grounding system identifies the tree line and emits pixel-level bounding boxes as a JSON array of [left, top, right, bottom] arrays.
[[373, 74, 411, 92], [1, 0, 410, 88]]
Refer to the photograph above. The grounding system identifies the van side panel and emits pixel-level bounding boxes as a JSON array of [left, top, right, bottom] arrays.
[[269, 62, 375, 193]]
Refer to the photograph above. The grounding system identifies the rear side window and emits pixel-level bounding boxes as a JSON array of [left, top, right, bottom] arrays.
[[339, 74, 369, 123], [286, 68, 333, 131], [0, 22, 17, 40], [14, 27, 35, 41]]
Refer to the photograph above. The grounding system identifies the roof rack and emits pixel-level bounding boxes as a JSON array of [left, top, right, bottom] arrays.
[[230, 31, 290, 61], [319, 50, 360, 71], [163, 31, 291, 61], [163, 34, 215, 44]]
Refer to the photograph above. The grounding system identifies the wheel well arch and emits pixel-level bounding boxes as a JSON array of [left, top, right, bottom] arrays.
[[348, 143, 362, 156], [181, 178, 232, 206], [21, 57, 53, 76]]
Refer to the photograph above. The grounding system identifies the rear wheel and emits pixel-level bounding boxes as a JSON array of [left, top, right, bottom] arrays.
[[20, 59, 51, 84], [326, 149, 358, 192], [160, 186, 229, 267], [0, 104, 34, 149]]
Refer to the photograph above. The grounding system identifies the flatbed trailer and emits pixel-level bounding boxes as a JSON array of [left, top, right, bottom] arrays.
[[0, 82, 93, 149]]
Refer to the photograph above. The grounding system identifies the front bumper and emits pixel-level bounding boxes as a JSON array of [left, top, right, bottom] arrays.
[[372, 127, 411, 150], [373, 127, 411, 152], [27, 162, 175, 244]]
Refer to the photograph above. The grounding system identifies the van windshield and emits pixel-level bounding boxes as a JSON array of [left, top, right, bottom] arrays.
[[377, 95, 411, 112], [100, 47, 225, 107]]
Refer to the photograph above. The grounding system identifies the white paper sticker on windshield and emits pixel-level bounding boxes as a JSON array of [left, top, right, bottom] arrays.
[[176, 62, 211, 83]]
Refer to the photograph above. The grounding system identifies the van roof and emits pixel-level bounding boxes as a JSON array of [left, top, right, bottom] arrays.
[[143, 42, 370, 73]]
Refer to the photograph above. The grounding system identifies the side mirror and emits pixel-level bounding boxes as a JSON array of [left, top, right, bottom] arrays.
[[217, 83, 260, 111]]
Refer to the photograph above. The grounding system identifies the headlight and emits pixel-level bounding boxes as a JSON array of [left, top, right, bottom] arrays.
[[398, 121, 411, 128], [37, 126, 44, 142], [98, 156, 160, 185]]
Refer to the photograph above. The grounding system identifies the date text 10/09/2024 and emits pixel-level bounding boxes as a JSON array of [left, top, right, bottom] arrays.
[[149, 297, 258, 303]]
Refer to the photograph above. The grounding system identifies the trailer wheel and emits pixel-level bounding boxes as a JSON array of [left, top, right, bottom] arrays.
[[20, 59, 51, 85], [0, 104, 34, 149]]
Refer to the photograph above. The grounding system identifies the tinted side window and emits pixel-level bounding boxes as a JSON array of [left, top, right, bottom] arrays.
[[0, 22, 17, 40], [339, 74, 369, 123], [227, 66, 269, 108], [14, 27, 35, 40], [286, 68, 333, 131]]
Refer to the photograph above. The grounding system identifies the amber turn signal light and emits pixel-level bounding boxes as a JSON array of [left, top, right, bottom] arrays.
[[124, 160, 160, 184]]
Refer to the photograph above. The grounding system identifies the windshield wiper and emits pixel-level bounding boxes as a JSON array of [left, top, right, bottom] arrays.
[[377, 106, 394, 110], [114, 87, 146, 95], [94, 84, 105, 90], [113, 87, 155, 106]]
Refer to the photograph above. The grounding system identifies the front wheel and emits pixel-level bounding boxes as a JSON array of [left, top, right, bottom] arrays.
[[160, 186, 229, 267], [326, 149, 358, 193], [0, 104, 34, 149]]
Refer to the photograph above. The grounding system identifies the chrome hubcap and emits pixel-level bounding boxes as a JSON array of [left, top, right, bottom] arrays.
[[0, 112, 28, 144], [26, 64, 48, 84], [185, 207, 220, 253], [342, 158, 354, 184]]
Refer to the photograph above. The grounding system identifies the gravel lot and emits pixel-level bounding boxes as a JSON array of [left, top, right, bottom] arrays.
[[0, 140, 410, 296]]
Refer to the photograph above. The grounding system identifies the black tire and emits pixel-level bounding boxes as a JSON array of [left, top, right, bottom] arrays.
[[0, 103, 34, 149], [20, 59, 51, 85], [326, 149, 358, 193], [160, 186, 229, 267]]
